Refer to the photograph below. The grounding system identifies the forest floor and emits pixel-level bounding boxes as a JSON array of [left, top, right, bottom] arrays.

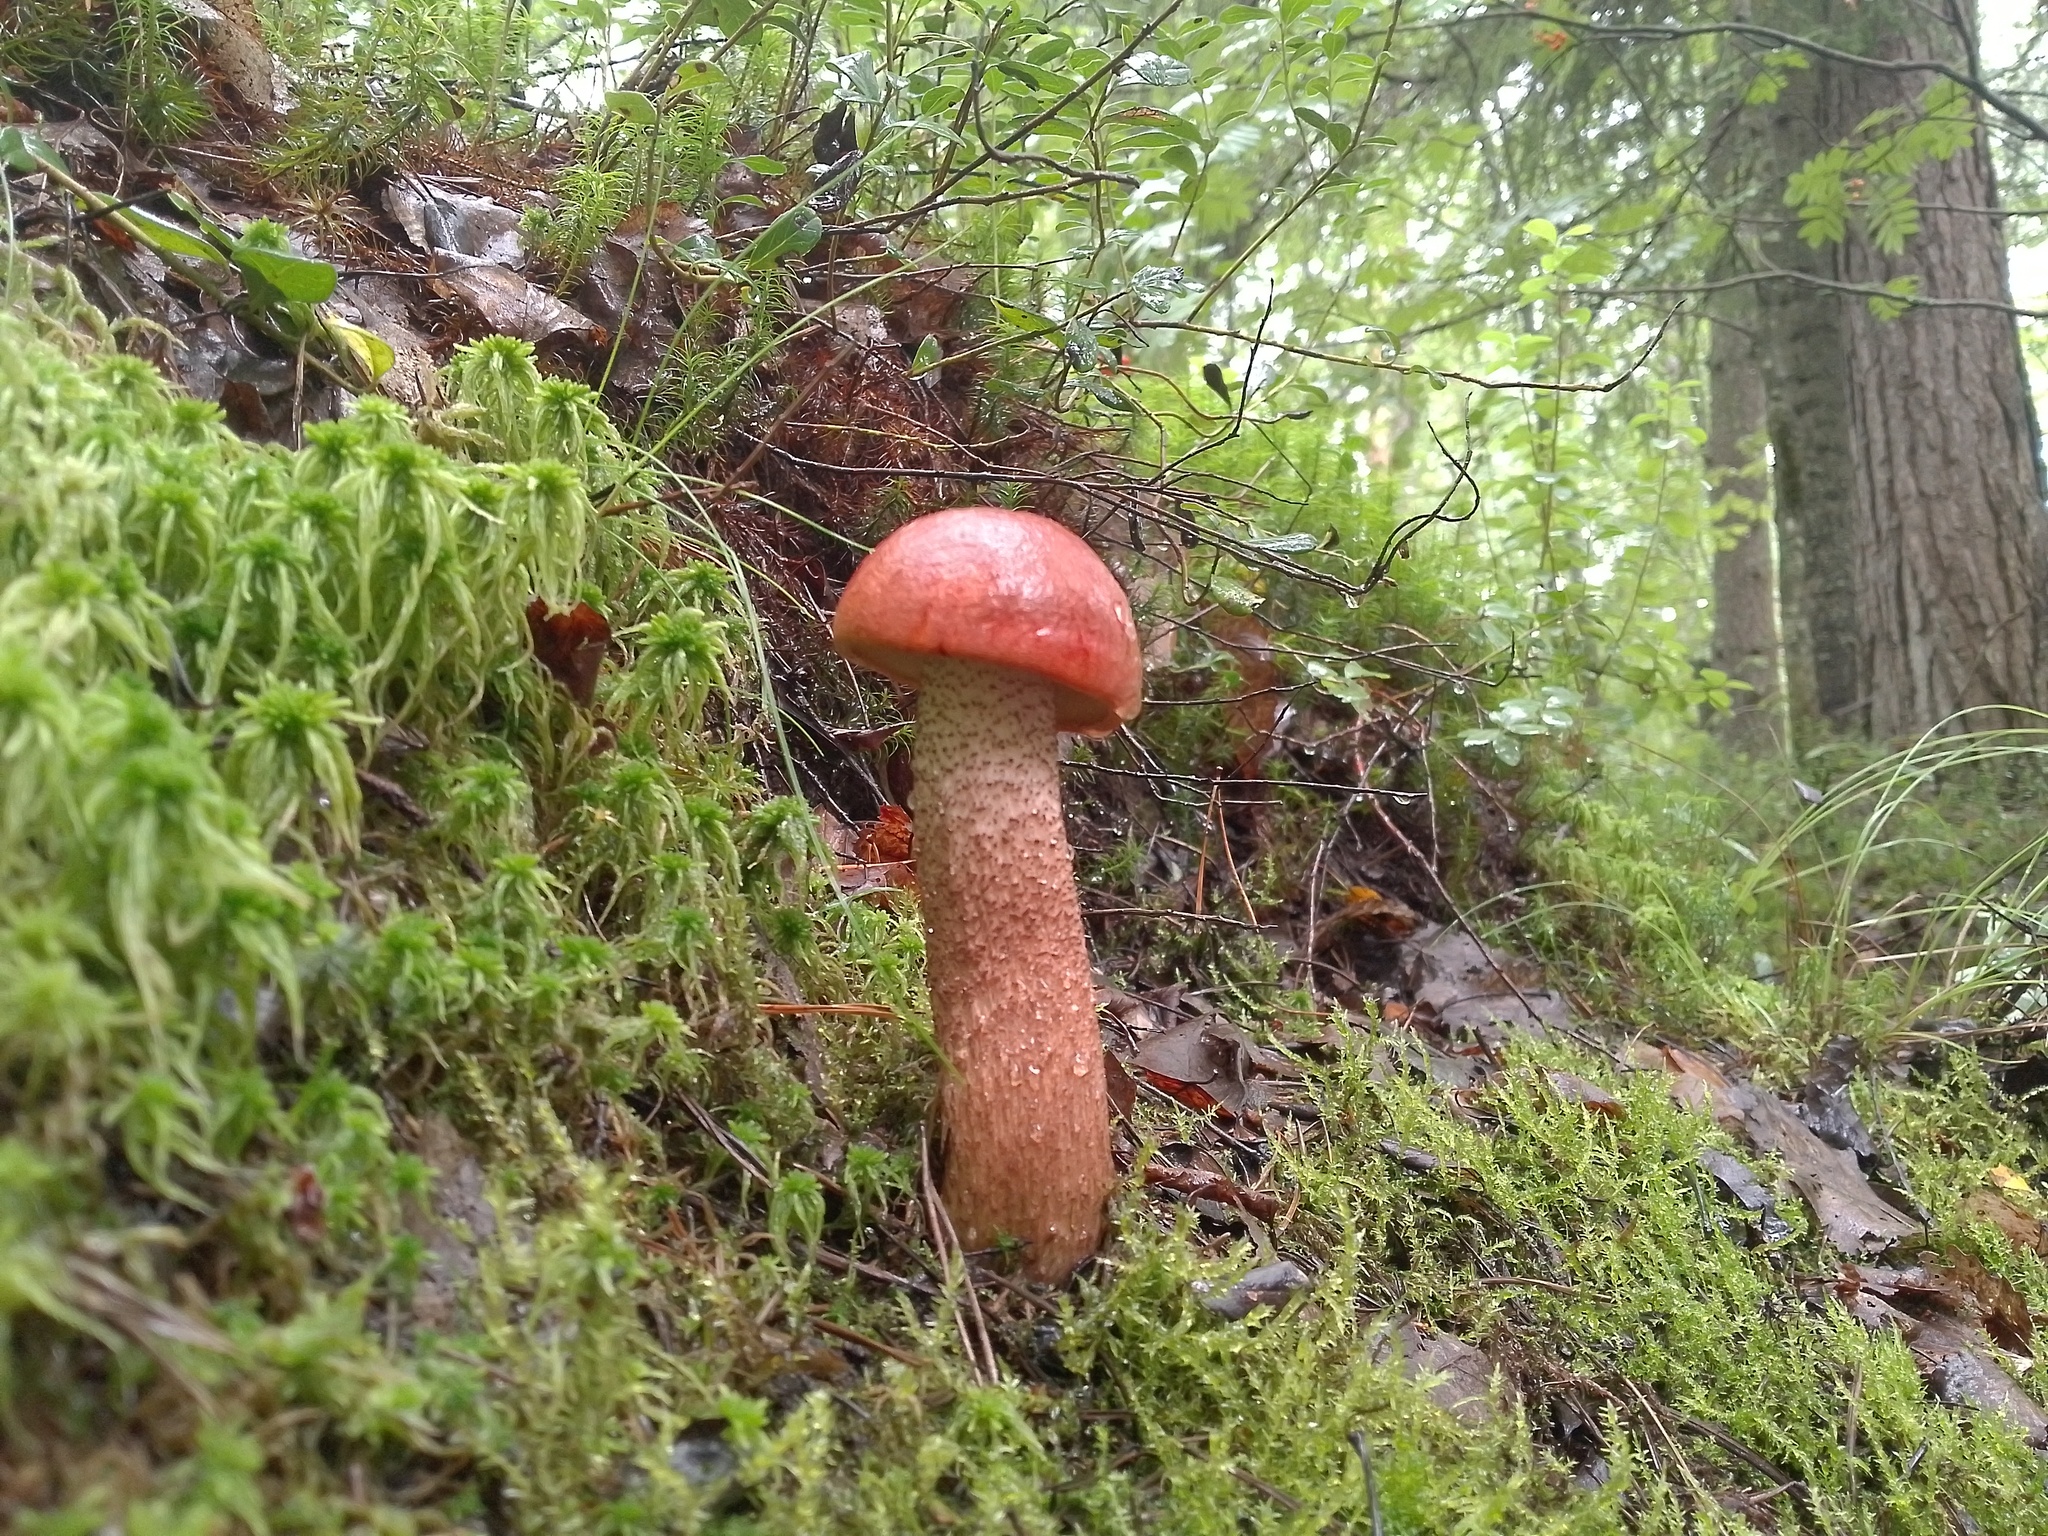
[[11, 50, 2048, 1536]]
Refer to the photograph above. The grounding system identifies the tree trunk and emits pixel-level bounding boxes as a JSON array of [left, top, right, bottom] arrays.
[[1707, 304, 1787, 755], [1756, 0, 1864, 734], [1817, 0, 2048, 736]]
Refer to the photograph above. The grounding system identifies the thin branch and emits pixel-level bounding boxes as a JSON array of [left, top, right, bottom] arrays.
[[1424, 10, 2048, 144], [1586, 266, 2048, 319], [1144, 306, 1681, 394]]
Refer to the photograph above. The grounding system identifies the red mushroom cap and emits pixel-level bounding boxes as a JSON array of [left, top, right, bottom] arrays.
[[833, 508, 1144, 735]]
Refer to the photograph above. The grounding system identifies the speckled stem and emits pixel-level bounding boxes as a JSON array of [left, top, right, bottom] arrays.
[[910, 657, 1113, 1281]]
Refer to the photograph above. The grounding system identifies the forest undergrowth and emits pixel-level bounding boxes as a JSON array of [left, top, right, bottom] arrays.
[[13, 3, 2048, 1533]]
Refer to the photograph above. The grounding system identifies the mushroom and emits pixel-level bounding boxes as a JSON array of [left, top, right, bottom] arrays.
[[832, 507, 1142, 1281]]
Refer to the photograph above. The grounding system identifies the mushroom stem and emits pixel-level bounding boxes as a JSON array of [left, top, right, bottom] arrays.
[[911, 656, 1113, 1281]]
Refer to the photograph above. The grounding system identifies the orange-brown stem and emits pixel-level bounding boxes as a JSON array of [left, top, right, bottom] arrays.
[[910, 657, 1113, 1282]]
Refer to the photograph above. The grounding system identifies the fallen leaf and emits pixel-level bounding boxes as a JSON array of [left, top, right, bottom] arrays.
[[1196, 1260, 1310, 1320], [1400, 923, 1568, 1040], [1719, 1084, 1919, 1255], [1544, 1070, 1627, 1120], [833, 859, 915, 898], [1370, 1316, 1512, 1426], [857, 804, 913, 863], [1142, 1159, 1283, 1220], [1640, 1048, 1919, 1254], [884, 260, 978, 346], [1697, 1148, 1793, 1243], [1957, 1186, 2048, 1255], [357, 768, 431, 828], [1641, 1043, 1734, 1113], [285, 1163, 327, 1243], [168, 0, 294, 113], [826, 806, 916, 898], [1104, 1050, 1138, 1122], [1903, 1307, 2048, 1449], [527, 599, 611, 706], [1376, 1138, 1443, 1174], [1129, 1018, 1304, 1121], [815, 806, 858, 860], [432, 264, 601, 348], [1938, 1249, 2033, 1354], [339, 275, 437, 409], [1313, 886, 1424, 949], [1795, 1035, 1876, 1160], [383, 177, 525, 266]]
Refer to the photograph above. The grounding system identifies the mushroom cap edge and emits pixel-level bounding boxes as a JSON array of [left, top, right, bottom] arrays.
[[831, 507, 1143, 736]]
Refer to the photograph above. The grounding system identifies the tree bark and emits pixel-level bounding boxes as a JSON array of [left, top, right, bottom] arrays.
[[1756, 0, 1864, 734], [1817, 0, 2048, 736], [1707, 304, 1787, 756]]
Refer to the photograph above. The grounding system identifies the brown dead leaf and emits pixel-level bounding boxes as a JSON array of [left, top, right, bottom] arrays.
[[527, 599, 611, 706], [432, 264, 601, 348], [1629, 1041, 1738, 1115], [1129, 1019, 1303, 1121], [1401, 923, 1569, 1040], [1196, 1260, 1311, 1319], [1957, 1186, 2048, 1255], [1543, 1070, 1627, 1120], [1142, 1158, 1284, 1220], [383, 177, 526, 266], [834, 860, 916, 898], [1938, 1249, 2034, 1353], [1903, 1310, 2048, 1448], [1712, 1082, 1920, 1256], [857, 804, 913, 863], [1639, 1047, 1918, 1254], [1371, 1316, 1513, 1427], [1314, 886, 1424, 950], [1697, 1148, 1794, 1242], [1104, 1050, 1137, 1123], [1829, 1272, 2047, 1444], [284, 1163, 327, 1244], [339, 275, 437, 410], [169, 0, 293, 113], [824, 806, 916, 898], [885, 261, 978, 345]]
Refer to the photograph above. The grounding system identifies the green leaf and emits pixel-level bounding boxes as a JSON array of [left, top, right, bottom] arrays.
[[606, 90, 659, 125], [232, 240, 339, 305], [1868, 274, 1920, 321], [327, 318, 396, 381], [1063, 316, 1102, 370], [1206, 574, 1265, 611], [742, 205, 824, 267], [0, 125, 61, 174], [126, 207, 227, 264], [1247, 531, 1318, 554], [1130, 265, 1188, 310], [1079, 374, 1136, 411], [670, 60, 726, 93], [910, 333, 943, 377], [1123, 53, 1194, 87], [740, 155, 789, 175], [830, 52, 887, 108], [1293, 105, 1352, 153], [992, 299, 1056, 332]]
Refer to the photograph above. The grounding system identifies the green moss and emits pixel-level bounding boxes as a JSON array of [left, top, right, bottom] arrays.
[[13, 247, 2048, 1536]]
